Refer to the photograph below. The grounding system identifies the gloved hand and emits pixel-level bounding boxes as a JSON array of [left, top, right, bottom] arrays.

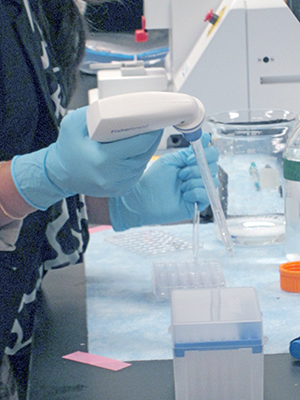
[[11, 107, 163, 210], [109, 132, 219, 231]]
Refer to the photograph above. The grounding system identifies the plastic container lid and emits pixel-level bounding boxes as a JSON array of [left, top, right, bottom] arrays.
[[279, 262, 300, 292], [170, 287, 262, 346]]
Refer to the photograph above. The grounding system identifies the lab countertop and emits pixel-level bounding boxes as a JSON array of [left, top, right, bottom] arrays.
[[28, 251, 300, 400]]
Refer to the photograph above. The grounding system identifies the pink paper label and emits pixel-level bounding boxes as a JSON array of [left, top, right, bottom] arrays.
[[62, 351, 131, 371]]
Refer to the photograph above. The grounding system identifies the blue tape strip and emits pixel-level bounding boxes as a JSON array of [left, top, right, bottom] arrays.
[[174, 339, 263, 357], [85, 46, 169, 62]]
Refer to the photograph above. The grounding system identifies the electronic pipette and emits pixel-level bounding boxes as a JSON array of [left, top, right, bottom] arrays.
[[87, 91, 234, 257]]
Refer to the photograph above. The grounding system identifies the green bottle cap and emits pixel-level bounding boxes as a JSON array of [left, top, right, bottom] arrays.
[[284, 159, 300, 182]]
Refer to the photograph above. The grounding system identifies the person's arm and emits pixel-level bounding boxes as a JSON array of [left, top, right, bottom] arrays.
[[0, 107, 162, 231], [107, 134, 219, 232], [85, 134, 219, 232], [0, 161, 36, 228]]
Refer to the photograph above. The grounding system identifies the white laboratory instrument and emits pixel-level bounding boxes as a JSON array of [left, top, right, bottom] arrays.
[[87, 91, 234, 256], [88, 0, 300, 149], [144, 0, 300, 115], [88, 63, 168, 102]]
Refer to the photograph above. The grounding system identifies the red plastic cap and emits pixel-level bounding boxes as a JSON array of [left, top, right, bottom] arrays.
[[135, 16, 148, 42], [204, 9, 214, 22]]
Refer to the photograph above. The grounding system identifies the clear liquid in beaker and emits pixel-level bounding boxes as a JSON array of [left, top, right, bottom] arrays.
[[215, 215, 285, 246], [208, 109, 297, 246]]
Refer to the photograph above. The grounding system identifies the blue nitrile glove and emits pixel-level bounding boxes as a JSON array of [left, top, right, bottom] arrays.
[[109, 132, 219, 231], [11, 107, 163, 210]]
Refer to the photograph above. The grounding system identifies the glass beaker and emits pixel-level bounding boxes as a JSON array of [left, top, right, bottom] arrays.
[[207, 109, 299, 246]]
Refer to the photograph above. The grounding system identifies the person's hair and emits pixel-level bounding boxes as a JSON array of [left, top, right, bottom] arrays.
[[34, 0, 87, 104], [84, 0, 143, 33]]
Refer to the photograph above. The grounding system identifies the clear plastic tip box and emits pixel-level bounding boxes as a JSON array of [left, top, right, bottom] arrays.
[[171, 287, 263, 400]]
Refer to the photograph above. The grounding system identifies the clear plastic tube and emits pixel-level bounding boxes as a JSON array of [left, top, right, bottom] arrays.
[[191, 138, 234, 257], [193, 203, 200, 261]]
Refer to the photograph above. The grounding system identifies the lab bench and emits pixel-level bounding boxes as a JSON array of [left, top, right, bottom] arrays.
[[27, 259, 300, 400], [27, 223, 300, 400]]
